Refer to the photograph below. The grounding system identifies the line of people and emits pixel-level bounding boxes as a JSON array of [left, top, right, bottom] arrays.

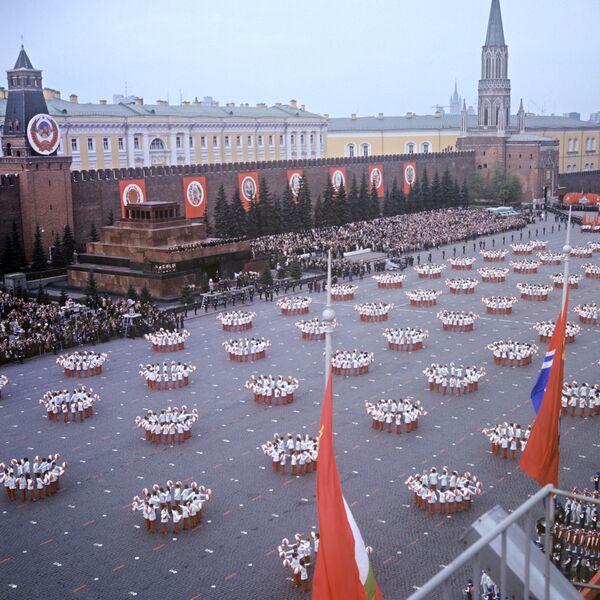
[[373, 273, 405, 288], [144, 328, 190, 352], [481, 296, 518, 314], [277, 297, 312, 315], [480, 249, 507, 261], [477, 267, 508, 283], [138, 362, 195, 389], [295, 318, 336, 341], [582, 263, 600, 278], [329, 284, 358, 301], [550, 273, 582, 289], [533, 320, 580, 343], [354, 302, 394, 321], [405, 289, 442, 306], [538, 251, 563, 265], [223, 337, 270, 361], [415, 264, 446, 278], [216, 310, 256, 332], [436, 310, 478, 332], [382, 327, 429, 351], [516, 283, 552, 301], [448, 257, 477, 270], [509, 259, 540, 273], [445, 277, 478, 294]]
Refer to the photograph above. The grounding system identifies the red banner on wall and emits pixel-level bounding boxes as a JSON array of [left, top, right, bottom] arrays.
[[403, 162, 417, 195], [238, 172, 259, 211], [183, 176, 207, 219], [368, 164, 385, 198], [287, 169, 304, 198], [329, 167, 347, 193], [119, 179, 146, 217]]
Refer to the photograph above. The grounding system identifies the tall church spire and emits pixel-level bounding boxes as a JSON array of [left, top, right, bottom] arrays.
[[485, 0, 505, 46], [477, 0, 511, 133], [13, 45, 34, 70]]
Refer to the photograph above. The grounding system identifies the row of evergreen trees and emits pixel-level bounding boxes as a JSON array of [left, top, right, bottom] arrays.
[[212, 167, 469, 238]]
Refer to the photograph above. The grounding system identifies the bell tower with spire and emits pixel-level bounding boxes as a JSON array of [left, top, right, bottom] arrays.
[[477, 0, 511, 133]]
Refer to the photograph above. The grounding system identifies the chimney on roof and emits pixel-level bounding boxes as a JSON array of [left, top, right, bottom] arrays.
[[43, 87, 61, 100], [351, 113, 357, 120], [99, 99, 107, 105], [300, 104, 305, 111], [69, 94, 78, 104], [0, 87, 7, 100], [405, 111, 413, 119], [181, 100, 190, 106], [156, 99, 169, 106], [289, 99, 297, 108], [377, 112, 384, 120], [275, 102, 282, 107], [434, 110, 441, 118], [193, 97, 200, 105], [323, 113, 329, 119], [134, 97, 143, 106], [226, 102, 234, 107], [256, 102, 266, 108]]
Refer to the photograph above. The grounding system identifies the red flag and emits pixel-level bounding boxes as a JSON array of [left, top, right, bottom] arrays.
[[313, 373, 382, 600], [119, 179, 146, 217], [519, 293, 568, 486], [183, 176, 207, 219]]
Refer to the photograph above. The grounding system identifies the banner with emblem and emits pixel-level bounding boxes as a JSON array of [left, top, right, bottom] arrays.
[[287, 169, 304, 199], [329, 167, 347, 194], [238, 172, 259, 211], [403, 162, 417, 195], [119, 179, 146, 217], [368, 164, 385, 198], [182, 176, 207, 219]]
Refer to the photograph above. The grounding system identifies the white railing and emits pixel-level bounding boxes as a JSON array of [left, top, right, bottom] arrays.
[[407, 484, 600, 600]]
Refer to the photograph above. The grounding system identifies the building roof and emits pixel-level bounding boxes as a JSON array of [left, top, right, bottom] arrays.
[[0, 97, 324, 121], [13, 46, 34, 70], [328, 113, 600, 133], [485, 0, 506, 46]]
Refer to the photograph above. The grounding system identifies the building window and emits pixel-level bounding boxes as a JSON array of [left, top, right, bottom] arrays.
[[225, 136, 230, 148], [269, 135, 274, 147], [118, 138, 124, 151], [592, 138, 597, 151], [584, 163, 589, 171], [134, 137, 140, 150], [300, 133, 305, 145], [574, 139, 579, 152], [290, 134, 295, 145], [176, 136, 182, 149], [236, 136, 241, 146], [421, 142, 430, 153], [87, 138, 95, 152], [280, 135, 285, 146], [189, 136, 194, 148], [345, 143, 356, 158], [258, 135, 263, 147], [201, 136, 206, 148], [406, 142, 415, 154], [103, 138, 110, 151], [247, 135, 253, 147], [212, 136, 219, 148], [319, 134, 323, 145], [150, 138, 165, 150], [71, 138, 79, 152], [361, 143, 370, 157], [310, 133, 314, 145]]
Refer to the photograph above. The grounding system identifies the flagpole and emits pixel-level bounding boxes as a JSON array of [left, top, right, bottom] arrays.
[[561, 206, 572, 310], [323, 249, 335, 384]]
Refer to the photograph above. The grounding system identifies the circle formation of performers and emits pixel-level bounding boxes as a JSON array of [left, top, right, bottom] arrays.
[[436, 310, 478, 332], [223, 337, 270, 361], [582, 263, 600, 279], [482, 422, 531, 459], [277, 296, 311, 315], [422, 363, 485, 395], [516, 283, 552, 301], [295, 318, 337, 341], [279, 532, 320, 593], [0, 374, 9, 398], [571, 246, 593, 259], [550, 273, 582, 289], [511, 242, 534, 255], [405, 468, 482, 514], [487, 341, 538, 366], [216, 310, 255, 332], [40, 387, 99, 422], [445, 277, 478, 294], [561, 381, 600, 417], [145, 329, 190, 352], [477, 267, 508, 283], [538, 251, 563, 265], [415, 263, 446, 278], [481, 296, 518, 314], [354, 302, 394, 321], [365, 398, 426, 433], [510, 259, 541, 274], [1, 454, 67, 503], [331, 350, 374, 376], [329, 284, 358, 301], [138, 362, 195, 389], [405, 288, 442, 306], [56, 351, 108, 377], [448, 257, 476, 270], [588, 241, 600, 252], [574, 303, 598, 325], [533, 321, 580, 344], [261, 433, 318, 475], [134, 406, 198, 444], [244, 375, 299, 405], [382, 327, 429, 351], [132, 481, 211, 535], [531, 240, 548, 249], [481, 249, 507, 261], [373, 273, 405, 288]]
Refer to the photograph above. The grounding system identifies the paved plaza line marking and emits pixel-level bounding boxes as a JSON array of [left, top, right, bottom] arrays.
[[383, 557, 394, 565], [112, 564, 125, 572], [250, 495, 262, 501], [72, 585, 88, 593], [83, 519, 95, 526], [39, 538, 53, 546], [224, 573, 236, 581], [152, 543, 166, 552], [0, 557, 12, 565], [264, 549, 276, 556], [189, 596, 201, 600], [222, 510, 232, 516]]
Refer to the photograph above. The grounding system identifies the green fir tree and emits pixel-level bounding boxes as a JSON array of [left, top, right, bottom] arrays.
[[62, 224, 76, 264], [31, 225, 47, 272]]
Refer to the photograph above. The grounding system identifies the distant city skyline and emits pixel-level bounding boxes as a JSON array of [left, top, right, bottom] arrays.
[[1, 0, 598, 119]]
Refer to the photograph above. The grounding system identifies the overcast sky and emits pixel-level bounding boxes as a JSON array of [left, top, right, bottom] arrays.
[[2, 0, 598, 119]]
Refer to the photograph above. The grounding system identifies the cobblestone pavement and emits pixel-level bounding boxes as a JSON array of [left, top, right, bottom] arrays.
[[0, 218, 598, 600]]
